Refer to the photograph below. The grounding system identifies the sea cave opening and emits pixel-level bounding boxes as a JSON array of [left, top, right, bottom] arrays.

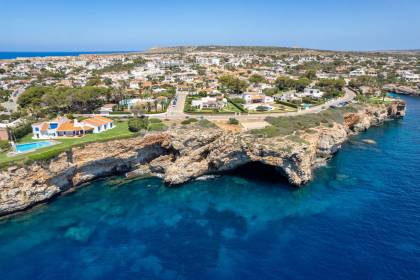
[[221, 161, 294, 188]]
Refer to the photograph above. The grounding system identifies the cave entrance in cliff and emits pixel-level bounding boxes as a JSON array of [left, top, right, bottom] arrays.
[[223, 162, 293, 188]]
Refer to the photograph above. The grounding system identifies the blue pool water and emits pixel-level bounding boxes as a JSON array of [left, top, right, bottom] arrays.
[[0, 95, 419, 279], [15, 141, 56, 153]]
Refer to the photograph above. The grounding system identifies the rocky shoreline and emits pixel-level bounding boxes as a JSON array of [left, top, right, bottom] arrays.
[[384, 84, 420, 96], [0, 101, 406, 217]]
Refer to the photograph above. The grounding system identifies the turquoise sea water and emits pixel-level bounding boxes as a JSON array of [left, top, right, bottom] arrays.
[[0, 51, 138, 60], [0, 96, 419, 279]]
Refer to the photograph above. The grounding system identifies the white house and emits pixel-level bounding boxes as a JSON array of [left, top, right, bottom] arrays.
[[241, 94, 274, 104], [99, 104, 115, 115], [191, 96, 227, 110], [349, 68, 366, 77], [32, 116, 114, 139], [273, 91, 302, 102], [400, 71, 420, 82], [303, 88, 324, 98]]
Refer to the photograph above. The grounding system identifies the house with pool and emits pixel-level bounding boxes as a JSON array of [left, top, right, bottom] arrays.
[[31, 116, 114, 139]]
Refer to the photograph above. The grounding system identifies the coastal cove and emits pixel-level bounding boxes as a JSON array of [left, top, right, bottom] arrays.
[[0, 96, 418, 279]]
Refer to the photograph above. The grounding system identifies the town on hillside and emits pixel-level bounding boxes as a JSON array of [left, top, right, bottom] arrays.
[[0, 46, 418, 157]]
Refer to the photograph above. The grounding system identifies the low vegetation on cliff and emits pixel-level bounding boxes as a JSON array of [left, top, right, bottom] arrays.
[[251, 106, 358, 138]]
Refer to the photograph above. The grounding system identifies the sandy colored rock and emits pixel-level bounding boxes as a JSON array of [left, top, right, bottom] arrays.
[[0, 101, 406, 217]]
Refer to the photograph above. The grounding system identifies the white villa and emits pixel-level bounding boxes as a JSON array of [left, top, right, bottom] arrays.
[[32, 116, 114, 139], [191, 96, 227, 110], [273, 91, 302, 102], [349, 68, 366, 77], [400, 71, 420, 82], [302, 88, 324, 98], [241, 93, 274, 104], [99, 104, 115, 115]]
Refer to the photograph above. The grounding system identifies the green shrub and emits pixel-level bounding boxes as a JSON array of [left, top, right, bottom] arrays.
[[228, 99, 247, 112], [149, 122, 167, 131], [149, 118, 162, 124], [128, 117, 149, 132], [12, 123, 32, 140], [181, 118, 198, 125], [0, 140, 10, 152], [228, 118, 239, 125], [251, 107, 356, 138], [197, 119, 215, 128]]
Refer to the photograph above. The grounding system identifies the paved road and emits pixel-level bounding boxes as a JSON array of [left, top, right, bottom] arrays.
[[78, 88, 356, 122], [164, 91, 188, 119], [180, 87, 356, 121], [1, 86, 25, 113]]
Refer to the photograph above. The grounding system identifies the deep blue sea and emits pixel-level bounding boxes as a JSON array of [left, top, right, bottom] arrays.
[[0, 51, 138, 60], [0, 95, 419, 280]]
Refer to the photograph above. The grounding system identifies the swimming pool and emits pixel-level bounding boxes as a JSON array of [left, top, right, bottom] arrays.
[[302, 103, 313, 109], [15, 141, 57, 153]]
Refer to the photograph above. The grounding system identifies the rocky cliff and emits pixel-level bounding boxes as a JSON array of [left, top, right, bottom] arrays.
[[384, 84, 420, 96], [0, 101, 406, 217]]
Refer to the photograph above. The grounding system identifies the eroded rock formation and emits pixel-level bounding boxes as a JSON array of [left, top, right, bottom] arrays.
[[0, 102, 406, 217]]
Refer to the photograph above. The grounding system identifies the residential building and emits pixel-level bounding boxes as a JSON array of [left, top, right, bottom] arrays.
[[241, 94, 274, 104], [191, 96, 227, 110], [349, 68, 366, 77], [99, 104, 115, 115], [32, 116, 114, 139], [273, 91, 302, 102], [303, 88, 324, 98]]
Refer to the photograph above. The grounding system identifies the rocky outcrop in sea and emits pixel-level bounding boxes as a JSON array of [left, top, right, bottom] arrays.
[[0, 101, 406, 217]]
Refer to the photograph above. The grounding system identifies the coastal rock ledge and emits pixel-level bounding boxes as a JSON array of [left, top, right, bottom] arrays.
[[0, 101, 406, 217]]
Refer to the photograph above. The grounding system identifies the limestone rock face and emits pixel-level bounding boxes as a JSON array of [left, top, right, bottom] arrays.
[[0, 102, 406, 217]]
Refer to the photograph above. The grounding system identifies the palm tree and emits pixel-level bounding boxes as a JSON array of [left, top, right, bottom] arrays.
[[146, 101, 152, 113], [154, 99, 159, 112], [131, 103, 145, 117]]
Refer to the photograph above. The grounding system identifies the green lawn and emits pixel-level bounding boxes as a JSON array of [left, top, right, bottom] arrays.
[[184, 97, 242, 114], [0, 121, 136, 167], [248, 103, 298, 114]]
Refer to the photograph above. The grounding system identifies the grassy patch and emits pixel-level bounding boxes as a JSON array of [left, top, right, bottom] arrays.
[[251, 107, 358, 138], [184, 96, 242, 114], [0, 121, 136, 168], [181, 118, 198, 125], [148, 122, 167, 131]]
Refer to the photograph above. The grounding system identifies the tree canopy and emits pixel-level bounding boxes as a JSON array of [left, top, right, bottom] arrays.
[[249, 74, 266, 84], [275, 76, 310, 92], [18, 86, 111, 115], [218, 75, 248, 94]]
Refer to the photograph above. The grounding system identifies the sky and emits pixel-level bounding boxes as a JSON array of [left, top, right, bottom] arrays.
[[1, 0, 419, 52]]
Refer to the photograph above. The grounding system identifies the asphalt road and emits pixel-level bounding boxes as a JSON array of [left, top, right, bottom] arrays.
[[177, 87, 357, 121], [76, 88, 357, 122]]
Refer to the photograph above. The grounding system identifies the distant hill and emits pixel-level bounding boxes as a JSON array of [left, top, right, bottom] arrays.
[[147, 45, 334, 55], [147, 45, 420, 56]]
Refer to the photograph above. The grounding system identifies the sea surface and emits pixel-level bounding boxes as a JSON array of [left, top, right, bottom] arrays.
[[0, 95, 419, 279], [0, 51, 138, 60]]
